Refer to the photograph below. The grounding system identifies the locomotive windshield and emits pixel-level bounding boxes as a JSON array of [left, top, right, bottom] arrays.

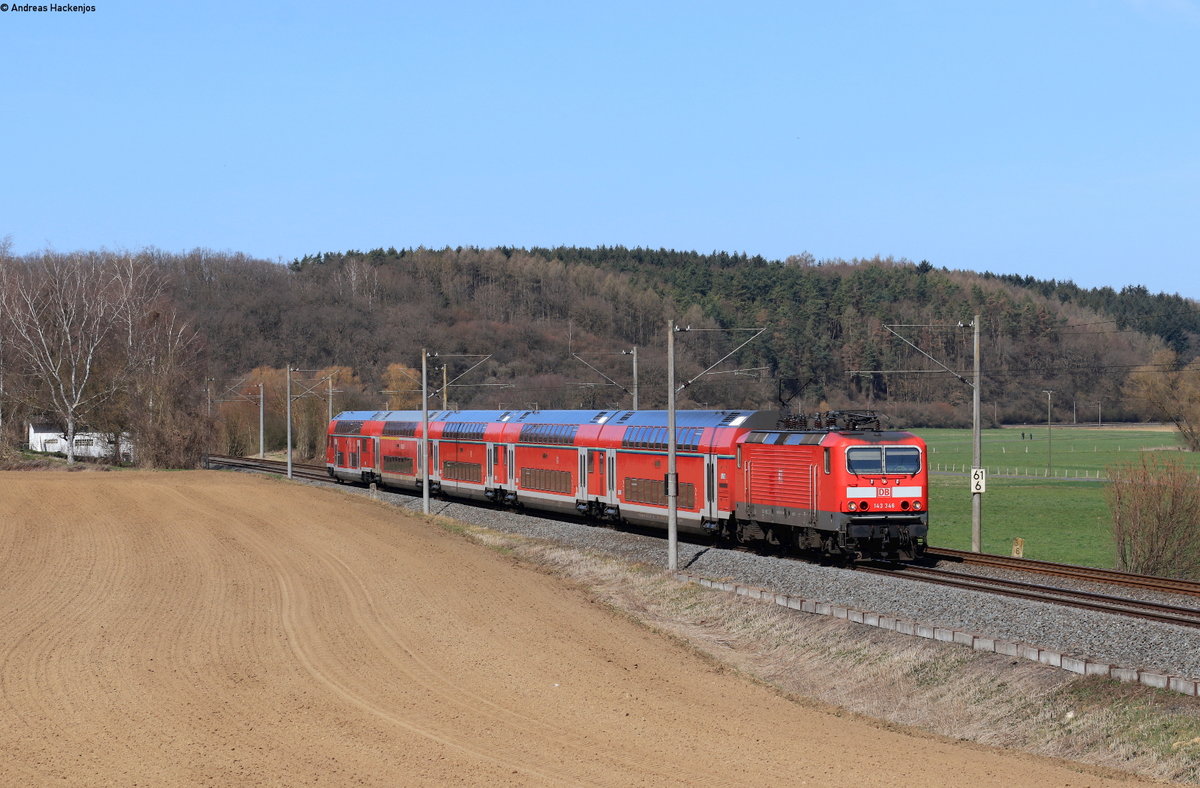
[[846, 446, 922, 475]]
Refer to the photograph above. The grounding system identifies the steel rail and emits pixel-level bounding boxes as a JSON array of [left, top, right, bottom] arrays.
[[926, 547, 1200, 598], [862, 564, 1200, 629], [206, 454, 331, 482]]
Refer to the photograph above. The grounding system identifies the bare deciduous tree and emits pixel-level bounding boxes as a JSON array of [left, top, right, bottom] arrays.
[[126, 301, 210, 467], [0, 252, 132, 462], [1125, 349, 1200, 451], [0, 250, 210, 466], [1108, 454, 1200, 579]]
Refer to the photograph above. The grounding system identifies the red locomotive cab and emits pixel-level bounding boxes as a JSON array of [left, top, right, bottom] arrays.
[[836, 441, 927, 515], [823, 431, 929, 559]]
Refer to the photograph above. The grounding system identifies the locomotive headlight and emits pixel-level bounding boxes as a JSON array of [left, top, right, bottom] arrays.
[[847, 501, 856, 511], [860, 500, 870, 511], [913, 501, 922, 510]]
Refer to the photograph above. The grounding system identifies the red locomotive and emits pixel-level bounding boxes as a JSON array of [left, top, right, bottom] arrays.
[[326, 408, 928, 560]]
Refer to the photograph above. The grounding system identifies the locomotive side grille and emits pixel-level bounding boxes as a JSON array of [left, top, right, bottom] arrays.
[[745, 447, 818, 509]]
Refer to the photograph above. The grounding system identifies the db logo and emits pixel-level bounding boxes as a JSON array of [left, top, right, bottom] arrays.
[[877, 487, 892, 497]]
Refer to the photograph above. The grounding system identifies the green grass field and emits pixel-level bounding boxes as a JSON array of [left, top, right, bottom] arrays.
[[912, 426, 1199, 568]]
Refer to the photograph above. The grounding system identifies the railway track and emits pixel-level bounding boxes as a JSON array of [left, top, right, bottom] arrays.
[[926, 547, 1200, 598], [861, 563, 1200, 629], [205, 453, 1200, 628], [206, 454, 332, 483]]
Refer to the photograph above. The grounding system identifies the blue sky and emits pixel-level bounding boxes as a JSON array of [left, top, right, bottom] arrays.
[[2, 1, 1197, 297]]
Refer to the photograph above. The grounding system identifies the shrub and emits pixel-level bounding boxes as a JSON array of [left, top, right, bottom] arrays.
[[1107, 454, 1200, 579]]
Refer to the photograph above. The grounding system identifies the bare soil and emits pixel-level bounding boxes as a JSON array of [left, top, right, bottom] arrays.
[[0, 471, 1147, 785]]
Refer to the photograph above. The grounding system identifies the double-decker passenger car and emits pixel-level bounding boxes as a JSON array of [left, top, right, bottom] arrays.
[[327, 408, 927, 560]]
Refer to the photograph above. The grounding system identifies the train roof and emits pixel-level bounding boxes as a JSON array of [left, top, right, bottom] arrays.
[[333, 409, 781, 429]]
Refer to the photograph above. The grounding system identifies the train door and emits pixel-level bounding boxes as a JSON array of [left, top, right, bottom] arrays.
[[609, 450, 618, 505], [335, 437, 353, 471], [578, 449, 587, 498], [361, 437, 377, 474], [587, 448, 606, 498], [809, 464, 819, 523], [742, 459, 755, 520], [703, 454, 717, 522], [715, 457, 735, 512], [492, 443, 507, 485]]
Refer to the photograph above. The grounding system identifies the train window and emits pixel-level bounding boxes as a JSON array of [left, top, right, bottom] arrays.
[[846, 447, 883, 474], [846, 447, 922, 474], [823, 448, 830, 474], [885, 447, 922, 474]]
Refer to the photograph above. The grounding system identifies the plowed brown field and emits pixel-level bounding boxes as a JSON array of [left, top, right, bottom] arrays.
[[0, 471, 1140, 786]]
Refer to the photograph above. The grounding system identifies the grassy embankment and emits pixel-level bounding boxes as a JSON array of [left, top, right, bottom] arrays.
[[915, 426, 1199, 567]]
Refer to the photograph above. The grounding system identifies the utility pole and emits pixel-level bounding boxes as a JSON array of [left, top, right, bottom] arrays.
[[1043, 389, 1054, 475], [625, 347, 639, 409], [327, 375, 334, 423], [442, 365, 448, 411], [971, 315, 982, 553], [286, 366, 293, 479], [258, 382, 265, 459], [421, 349, 430, 515], [666, 321, 678, 571], [882, 317, 984, 552]]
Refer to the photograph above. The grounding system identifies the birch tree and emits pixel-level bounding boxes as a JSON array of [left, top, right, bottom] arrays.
[[0, 252, 132, 462]]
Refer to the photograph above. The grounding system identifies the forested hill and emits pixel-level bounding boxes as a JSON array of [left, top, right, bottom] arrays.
[[175, 246, 1196, 426]]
